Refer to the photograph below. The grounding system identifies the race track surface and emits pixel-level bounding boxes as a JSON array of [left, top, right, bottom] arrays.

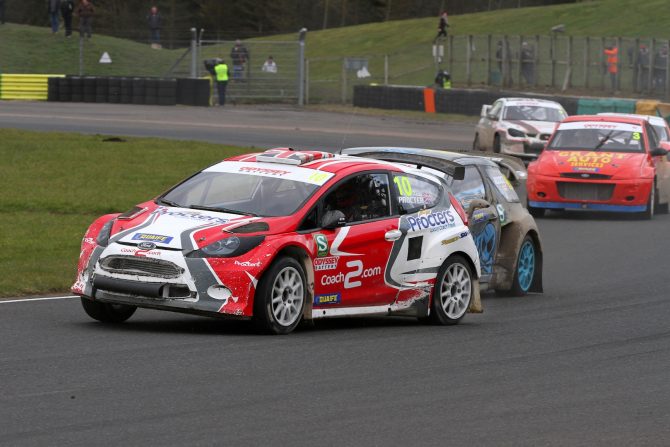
[[1, 102, 669, 446]]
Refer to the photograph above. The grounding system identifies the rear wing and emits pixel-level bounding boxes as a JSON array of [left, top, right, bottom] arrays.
[[441, 149, 528, 184], [340, 147, 465, 180]]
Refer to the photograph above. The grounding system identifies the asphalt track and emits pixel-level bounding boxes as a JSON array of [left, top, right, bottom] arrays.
[[1, 102, 670, 446]]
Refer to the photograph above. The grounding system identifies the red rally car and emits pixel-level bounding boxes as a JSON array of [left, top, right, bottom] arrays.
[[72, 149, 482, 334], [527, 115, 670, 219]]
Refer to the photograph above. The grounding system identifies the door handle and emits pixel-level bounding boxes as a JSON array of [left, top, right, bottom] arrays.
[[385, 229, 402, 241]]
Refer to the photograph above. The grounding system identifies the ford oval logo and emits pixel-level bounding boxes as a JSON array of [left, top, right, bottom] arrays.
[[137, 242, 157, 250]]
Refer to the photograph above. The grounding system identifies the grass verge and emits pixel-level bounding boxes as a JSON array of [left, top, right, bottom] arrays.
[[0, 129, 250, 297]]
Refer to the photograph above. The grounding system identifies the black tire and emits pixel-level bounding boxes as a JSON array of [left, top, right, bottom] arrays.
[[426, 255, 473, 325], [493, 134, 501, 153], [80, 297, 136, 323], [527, 202, 545, 218], [501, 235, 538, 297], [253, 257, 306, 335], [639, 184, 656, 220], [473, 133, 481, 151]]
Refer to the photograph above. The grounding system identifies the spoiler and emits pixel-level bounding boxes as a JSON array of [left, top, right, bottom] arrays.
[[441, 149, 528, 184], [340, 147, 465, 180]]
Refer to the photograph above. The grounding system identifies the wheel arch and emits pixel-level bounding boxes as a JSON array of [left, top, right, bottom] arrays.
[[444, 250, 482, 313]]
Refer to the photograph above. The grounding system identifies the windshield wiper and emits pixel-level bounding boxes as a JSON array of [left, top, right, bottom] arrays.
[[189, 204, 259, 217], [155, 197, 182, 208], [593, 130, 615, 151]]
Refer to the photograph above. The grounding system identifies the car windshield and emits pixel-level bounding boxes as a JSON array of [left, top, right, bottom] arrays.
[[503, 105, 566, 122], [160, 165, 323, 217], [652, 124, 668, 141], [547, 122, 646, 152]]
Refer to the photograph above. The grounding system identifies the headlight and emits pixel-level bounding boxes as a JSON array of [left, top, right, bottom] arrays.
[[187, 235, 265, 258], [96, 220, 114, 247], [508, 128, 525, 138]]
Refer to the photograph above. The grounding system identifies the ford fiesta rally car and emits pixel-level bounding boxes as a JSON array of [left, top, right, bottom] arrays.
[[73, 149, 482, 334], [527, 115, 670, 219], [473, 98, 568, 160], [344, 147, 543, 296]]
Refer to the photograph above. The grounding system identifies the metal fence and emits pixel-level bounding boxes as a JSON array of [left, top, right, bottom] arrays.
[[305, 35, 670, 104]]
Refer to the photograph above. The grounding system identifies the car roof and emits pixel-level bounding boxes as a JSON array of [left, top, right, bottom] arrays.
[[341, 146, 497, 167], [500, 97, 564, 108], [597, 112, 667, 127], [561, 114, 648, 126]]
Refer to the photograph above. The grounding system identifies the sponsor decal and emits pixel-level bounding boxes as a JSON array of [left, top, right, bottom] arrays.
[[496, 204, 506, 223], [573, 166, 600, 173], [321, 260, 381, 289], [474, 222, 497, 274], [558, 151, 627, 169], [132, 233, 174, 244], [238, 166, 291, 176], [155, 207, 230, 225], [558, 122, 643, 133], [441, 231, 470, 246], [313, 234, 329, 257], [137, 242, 156, 250], [83, 237, 96, 245], [314, 292, 341, 305], [120, 247, 160, 257], [314, 256, 339, 271], [406, 209, 456, 233], [234, 260, 261, 268]]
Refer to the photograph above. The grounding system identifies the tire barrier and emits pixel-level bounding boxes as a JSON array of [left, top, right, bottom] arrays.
[[0, 74, 63, 100], [41, 75, 207, 106]]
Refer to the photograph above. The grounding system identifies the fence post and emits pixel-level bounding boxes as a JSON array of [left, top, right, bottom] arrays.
[[466, 35, 472, 86], [448, 35, 454, 76], [550, 33, 556, 88], [190, 28, 197, 78], [384, 54, 389, 85], [534, 35, 540, 87], [341, 58, 347, 104], [584, 37, 590, 88], [79, 35, 84, 76], [600, 37, 605, 91], [517, 35, 523, 87], [649, 38, 655, 95], [305, 59, 310, 105], [616, 36, 622, 91], [502, 35, 510, 87], [486, 34, 492, 86], [298, 27, 307, 106], [566, 35, 572, 90]]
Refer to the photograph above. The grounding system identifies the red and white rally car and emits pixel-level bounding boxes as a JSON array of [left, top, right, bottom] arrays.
[[527, 115, 670, 219], [473, 97, 568, 160], [73, 149, 482, 334]]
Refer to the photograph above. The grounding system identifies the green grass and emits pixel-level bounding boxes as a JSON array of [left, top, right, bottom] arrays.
[[0, 129, 250, 297]]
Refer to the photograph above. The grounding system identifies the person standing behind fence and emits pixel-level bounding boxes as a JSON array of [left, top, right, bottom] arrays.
[[230, 40, 249, 81], [60, 0, 74, 37], [433, 11, 449, 43], [214, 59, 229, 106], [48, 0, 61, 34], [262, 56, 277, 73], [604, 45, 619, 92], [147, 6, 162, 49], [77, 0, 94, 39], [520, 41, 535, 85]]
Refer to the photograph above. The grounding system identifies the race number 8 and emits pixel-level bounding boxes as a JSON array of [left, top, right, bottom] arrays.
[[394, 176, 413, 196]]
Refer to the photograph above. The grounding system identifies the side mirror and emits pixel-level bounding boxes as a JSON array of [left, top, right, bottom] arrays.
[[480, 104, 492, 118], [467, 198, 491, 219], [321, 210, 346, 229], [649, 147, 669, 157], [487, 113, 498, 121]]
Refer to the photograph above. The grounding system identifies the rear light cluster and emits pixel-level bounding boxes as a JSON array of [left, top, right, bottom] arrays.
[[449, 193, 468, 226]]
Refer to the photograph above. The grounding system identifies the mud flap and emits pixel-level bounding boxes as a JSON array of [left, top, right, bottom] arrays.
[[468, 280, 483, 313]]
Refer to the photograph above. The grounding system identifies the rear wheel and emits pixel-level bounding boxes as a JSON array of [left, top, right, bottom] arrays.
[[80, 298, 136, 323], [427, 255, 473, 325], [508, 235, 537, 296], [254, 257, 306, 335], [473, 134, 481, 151]]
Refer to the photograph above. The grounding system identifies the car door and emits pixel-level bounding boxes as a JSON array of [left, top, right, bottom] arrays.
[[310, 172, 400, 308], [646, 121, 670, 204], [481, 100, 503, 149], [450, 166, 501, 281]]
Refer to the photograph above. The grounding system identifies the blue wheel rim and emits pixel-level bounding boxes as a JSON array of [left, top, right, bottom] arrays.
[[517, 240, 535, 292]]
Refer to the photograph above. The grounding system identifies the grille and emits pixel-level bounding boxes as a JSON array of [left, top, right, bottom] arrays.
[[523, 142, 545, 154], [557, 182, 615, 201], [560, 172, 612, 180], [100, 256, 183, 278]]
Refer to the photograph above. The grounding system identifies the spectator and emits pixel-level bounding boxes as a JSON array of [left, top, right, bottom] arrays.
[[230, 39, 249, 81], [77, 0, 94, 39], [520, 41, 535, 85], [60, 0, 74, 38], [654, 45, 668, 92], [214, 59, 229, 106], [604, 45, 619, 91], [434, 69, 451, 89], [146, 5, 162, 49], [48, 0, 61, 34], [262, 55, 277, 73], [433, 11, 449, 43], [635, 44, 650, 92], [0, 0, 6, 25]]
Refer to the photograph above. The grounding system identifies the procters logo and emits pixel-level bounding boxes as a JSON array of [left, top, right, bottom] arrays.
[[406, 209, 456, 232]]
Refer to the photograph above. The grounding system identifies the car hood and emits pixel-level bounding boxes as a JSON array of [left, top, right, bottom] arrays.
[[115, 206, 258, 250], [540, 150, 646, 176], [505, 120, 557, 136]]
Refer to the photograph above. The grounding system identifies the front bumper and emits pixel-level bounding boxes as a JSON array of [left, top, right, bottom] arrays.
[[527, 174, 652, 212], [501, 136, 548, 159]]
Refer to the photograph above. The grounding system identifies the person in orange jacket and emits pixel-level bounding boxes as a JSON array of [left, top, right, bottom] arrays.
[[604, 45, 619, 91]]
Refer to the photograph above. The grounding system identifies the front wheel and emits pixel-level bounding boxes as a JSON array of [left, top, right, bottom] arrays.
[[254, 257, 306, 335], [473, 133, 482, 151], [427, 255, 473, 325], [527, 202, 545, 218], [508, 235, 537, 296], [639, 185, 655, 220], [80, 298, 137, 323]]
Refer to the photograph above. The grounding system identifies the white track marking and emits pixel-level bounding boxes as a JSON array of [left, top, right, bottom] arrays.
[[0, 295, 78, 304]]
